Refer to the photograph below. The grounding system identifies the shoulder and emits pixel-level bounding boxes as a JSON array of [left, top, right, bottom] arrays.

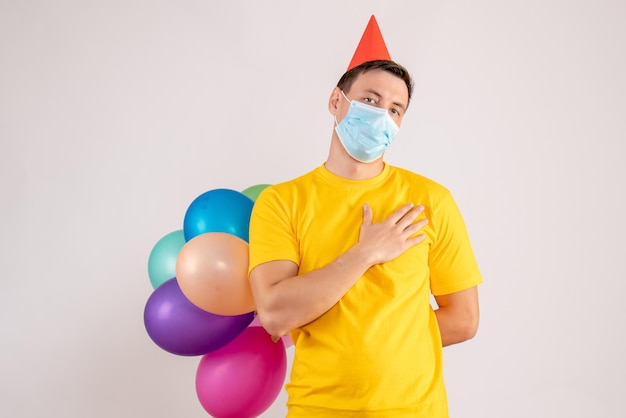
[[254, 167, 320, 210], [258, 167, 320, 199], [386, 165, 452, 197]]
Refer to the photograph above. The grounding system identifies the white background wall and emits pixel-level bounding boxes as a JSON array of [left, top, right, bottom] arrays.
[[1, 1, 624, 417]]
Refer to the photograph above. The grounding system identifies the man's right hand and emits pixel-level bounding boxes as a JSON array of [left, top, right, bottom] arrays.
[[356, 203, 428, 266]]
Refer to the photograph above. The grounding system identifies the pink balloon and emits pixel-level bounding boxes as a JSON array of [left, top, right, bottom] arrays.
[[250, 316, 293, 349], [196, 327, 287, 418]]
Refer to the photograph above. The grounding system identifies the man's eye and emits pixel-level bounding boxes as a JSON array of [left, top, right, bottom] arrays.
[[390, 108, 400, 115], [364, 97, 375, 103]]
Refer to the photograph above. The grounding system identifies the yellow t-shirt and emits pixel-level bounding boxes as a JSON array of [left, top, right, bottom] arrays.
[[249, 164, 482, 417]]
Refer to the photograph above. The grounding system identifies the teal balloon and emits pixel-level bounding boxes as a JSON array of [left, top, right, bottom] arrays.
[[148, 230, 186, 289], [241, 184, 271, 202]]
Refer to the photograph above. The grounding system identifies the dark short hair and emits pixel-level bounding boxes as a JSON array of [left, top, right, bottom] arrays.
[[336, 59, 414, 107]]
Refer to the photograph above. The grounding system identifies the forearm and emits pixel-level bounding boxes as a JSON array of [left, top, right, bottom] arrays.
[[434, 287, 480, 347], [251, 245, 374, 337], [434, 308, 477, 347]]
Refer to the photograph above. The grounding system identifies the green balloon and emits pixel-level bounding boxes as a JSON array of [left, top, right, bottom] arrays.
[[147, 230, 186, 289], [241, 184, 271, 202]]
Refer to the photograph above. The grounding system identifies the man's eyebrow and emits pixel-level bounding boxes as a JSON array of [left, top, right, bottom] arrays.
[[393, 100, 407, 112], [363, 88, 407, 111]]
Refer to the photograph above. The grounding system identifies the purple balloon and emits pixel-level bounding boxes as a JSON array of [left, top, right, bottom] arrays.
[[144, 278, 254, 356]]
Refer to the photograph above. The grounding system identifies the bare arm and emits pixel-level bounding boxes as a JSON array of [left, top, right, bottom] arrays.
[[250, 203, 428, 338], [434, 286, 480, 347]]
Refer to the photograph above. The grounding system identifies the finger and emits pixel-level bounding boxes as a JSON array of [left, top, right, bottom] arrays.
[[406, 233, 427, 247], [402, 219, 429, 237], [386, 203, 416, 224], [395, 205, 425, 228], [362, 203, 373, 226]]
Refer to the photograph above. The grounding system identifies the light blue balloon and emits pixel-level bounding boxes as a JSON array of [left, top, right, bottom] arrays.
[[183, 189, 254, 242], [147, 230, 186, 289]]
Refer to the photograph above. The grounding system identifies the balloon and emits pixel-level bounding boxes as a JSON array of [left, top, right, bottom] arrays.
[[147, 230, 186, 289], [250, 316, 293, 349], [144, 278, 254, 356], [195, 327, 287, 418], [241, 184, 271, 202], [183, 188, 254, 242], [176, 232, 255, 315]]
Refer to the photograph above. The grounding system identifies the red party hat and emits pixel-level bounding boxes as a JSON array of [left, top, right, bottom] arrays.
[[347, 15, 391, 71]]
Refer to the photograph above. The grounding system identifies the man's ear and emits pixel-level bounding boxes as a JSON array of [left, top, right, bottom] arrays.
[[328, 86, 342, 115]]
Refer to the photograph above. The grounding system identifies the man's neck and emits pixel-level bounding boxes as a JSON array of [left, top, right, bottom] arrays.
[[325, 154, 385, 180], [324, 133, 386, 180]]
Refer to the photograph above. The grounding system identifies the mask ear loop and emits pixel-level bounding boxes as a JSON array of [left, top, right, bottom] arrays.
[[334, 90, 351, 127]]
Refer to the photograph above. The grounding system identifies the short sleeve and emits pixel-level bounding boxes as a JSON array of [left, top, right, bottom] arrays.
[[429, 191, 482, 295], [248, 186, 300, 274]]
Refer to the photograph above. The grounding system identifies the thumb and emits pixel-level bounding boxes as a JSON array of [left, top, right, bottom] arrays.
[[362, 203, 373, 226]]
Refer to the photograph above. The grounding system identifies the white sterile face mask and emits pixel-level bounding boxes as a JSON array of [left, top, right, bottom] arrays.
[[334, 91, 399, 163]]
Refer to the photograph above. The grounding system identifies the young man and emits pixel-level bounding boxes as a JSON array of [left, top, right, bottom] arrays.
[[249, 60, 482, 417]]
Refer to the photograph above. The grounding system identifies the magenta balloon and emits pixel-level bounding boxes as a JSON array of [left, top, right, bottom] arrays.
[[144, 278, 254, 356], [195, 326, 287, 418], [250, 316, 293, 349]]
